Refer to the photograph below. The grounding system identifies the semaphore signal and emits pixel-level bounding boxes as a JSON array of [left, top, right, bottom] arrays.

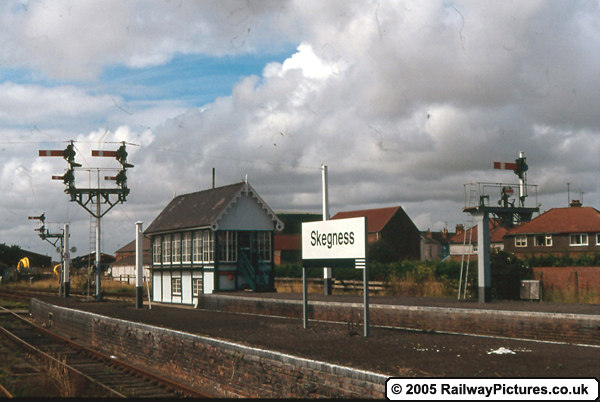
[[39, 140, 134, 302]]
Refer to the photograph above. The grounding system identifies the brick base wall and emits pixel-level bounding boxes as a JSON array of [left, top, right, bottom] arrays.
[[198, 295, 600, 346], [30, 299, 386, 398]]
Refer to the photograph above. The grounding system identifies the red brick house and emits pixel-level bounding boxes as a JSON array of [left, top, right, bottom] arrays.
[[331, 206, 421, 260], [503, 200, 600, 292], [448, 220, 509, 262], [503, 201, 600, 259]]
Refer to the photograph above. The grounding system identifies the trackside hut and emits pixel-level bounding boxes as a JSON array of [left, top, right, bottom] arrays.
[[144, 181, 284, 305]]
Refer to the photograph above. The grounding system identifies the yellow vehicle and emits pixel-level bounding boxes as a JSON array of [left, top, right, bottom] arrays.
[[17, 257, 30, 270]]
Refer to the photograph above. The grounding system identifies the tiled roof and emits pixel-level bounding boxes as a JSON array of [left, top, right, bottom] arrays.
[[331, 206, 400, 233], [145, 182, 283, 235], [115, 237, 151, 254], [506, 206, 600, 235], [276, 213, 322, 234], [449, 219, 508, 243]]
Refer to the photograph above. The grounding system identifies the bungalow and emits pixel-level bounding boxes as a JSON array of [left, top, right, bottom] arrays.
[[144, 180, 284, 305]]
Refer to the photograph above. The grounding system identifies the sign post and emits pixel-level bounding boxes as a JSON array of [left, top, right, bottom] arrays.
[[301, 217, 369, 336]]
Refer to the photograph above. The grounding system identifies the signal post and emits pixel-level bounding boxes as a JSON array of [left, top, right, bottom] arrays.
[[40, 141, 134, 301]]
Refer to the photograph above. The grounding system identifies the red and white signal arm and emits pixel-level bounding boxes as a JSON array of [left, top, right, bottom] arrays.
[[503, 187, 514, 196]]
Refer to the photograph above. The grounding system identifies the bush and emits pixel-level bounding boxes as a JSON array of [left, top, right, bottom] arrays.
[[490, 249, 532, 300]]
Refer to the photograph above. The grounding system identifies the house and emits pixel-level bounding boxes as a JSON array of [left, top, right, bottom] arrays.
[[331, 206, 421, 260], [273, 212, 322, 265], [504, 200, 600, 258], [448, 220, 508, 262], [144, 180, 284, 305], [420, 229, 452, 261], [110, 237, 152, 284], [503, 200, 600, 291]]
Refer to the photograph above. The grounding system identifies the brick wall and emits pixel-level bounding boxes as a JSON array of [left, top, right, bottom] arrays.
[[197, 295, 600, 346], [533, 266, 600, 292], [30, 299, 386, 398]]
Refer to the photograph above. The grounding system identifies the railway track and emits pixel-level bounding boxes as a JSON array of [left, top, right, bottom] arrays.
[[0, 305, 210, 398]]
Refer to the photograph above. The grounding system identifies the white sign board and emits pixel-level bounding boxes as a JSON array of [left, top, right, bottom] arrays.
[[302, 217, 366, 260]]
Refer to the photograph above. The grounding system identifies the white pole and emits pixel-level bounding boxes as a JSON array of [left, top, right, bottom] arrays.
[[63, 223, 70, 297], [322, 164, 332, 295], [135, 222, 144, 309]]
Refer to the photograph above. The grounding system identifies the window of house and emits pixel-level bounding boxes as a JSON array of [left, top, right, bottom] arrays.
[[570, 233, 588, 246], [192, 278, 202, 296], [193, 231, 203, 263], [162, 235, 171, 263], [172, 277, 181, 295], [203, 230, 214, 262], [172, 233, 181, 263], [515, 235, 527, 247], [596, 233, 600, 245], [182, 232, 192, 263], [218, 231, 237, 262], [253, 231, 271, 262], [152, 237, 161, 264], [534, 234, 552, 247]]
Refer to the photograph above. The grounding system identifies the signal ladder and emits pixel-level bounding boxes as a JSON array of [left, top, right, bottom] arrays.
[[457, 184, 477, 300]]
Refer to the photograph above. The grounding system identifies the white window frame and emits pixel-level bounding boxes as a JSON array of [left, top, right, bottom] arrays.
[[172, 277, 182, 295], [596, 233, 600, 245], [570, 233, 588, 246], [203, 231, 214, 262], [515, 235, 527, 247], [219, 231, 237, 262], [253, 231, 272, 262], [162, 235, 171, 264], [182, 232, 192, 263], [192, 278, 202, 296], [172, 233, 181, 263], [193, 231, 203, 263], [153, 236, 161, 264], [534, 234, 552, 247]]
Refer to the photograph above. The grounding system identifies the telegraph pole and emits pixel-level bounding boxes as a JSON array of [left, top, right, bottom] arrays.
[[40, 141, 134, 301]]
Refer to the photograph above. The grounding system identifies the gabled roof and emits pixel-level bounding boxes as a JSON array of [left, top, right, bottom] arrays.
[[144, 181, 283, 235], [276, 212, 322, 234], [331, 206, 401, 233], [506, 206, 600, 235], [449, 219, 508, 244], [115, 237, 151, 254]]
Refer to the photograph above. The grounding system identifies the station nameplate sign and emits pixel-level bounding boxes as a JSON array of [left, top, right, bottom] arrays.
[[302, 217, 366, 260]]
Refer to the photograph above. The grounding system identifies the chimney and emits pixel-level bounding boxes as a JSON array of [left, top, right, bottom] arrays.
[[570, 199, 582, 207], [426, 229, 432, 238], [442, 228, 448, 238], [455, 224, 464, 235]]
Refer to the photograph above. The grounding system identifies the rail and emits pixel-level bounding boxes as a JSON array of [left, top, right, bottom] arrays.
[[0, 303, 210, 398]]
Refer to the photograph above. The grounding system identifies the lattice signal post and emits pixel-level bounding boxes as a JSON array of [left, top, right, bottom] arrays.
[[461, 151, 538, 303], [40, 141, 134, 301]]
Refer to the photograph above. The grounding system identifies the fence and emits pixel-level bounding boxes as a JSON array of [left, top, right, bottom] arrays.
[[275, 277, 386, 292]]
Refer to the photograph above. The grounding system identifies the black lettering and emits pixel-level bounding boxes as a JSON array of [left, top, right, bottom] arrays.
[[311, 230, 317, 246], [349, 232, 355, 244]]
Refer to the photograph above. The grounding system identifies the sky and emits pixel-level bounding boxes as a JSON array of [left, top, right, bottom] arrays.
[[1, 0, 599, 259]]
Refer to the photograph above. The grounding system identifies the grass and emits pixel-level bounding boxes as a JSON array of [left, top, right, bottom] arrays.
[[4, 275, 140, 296]]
